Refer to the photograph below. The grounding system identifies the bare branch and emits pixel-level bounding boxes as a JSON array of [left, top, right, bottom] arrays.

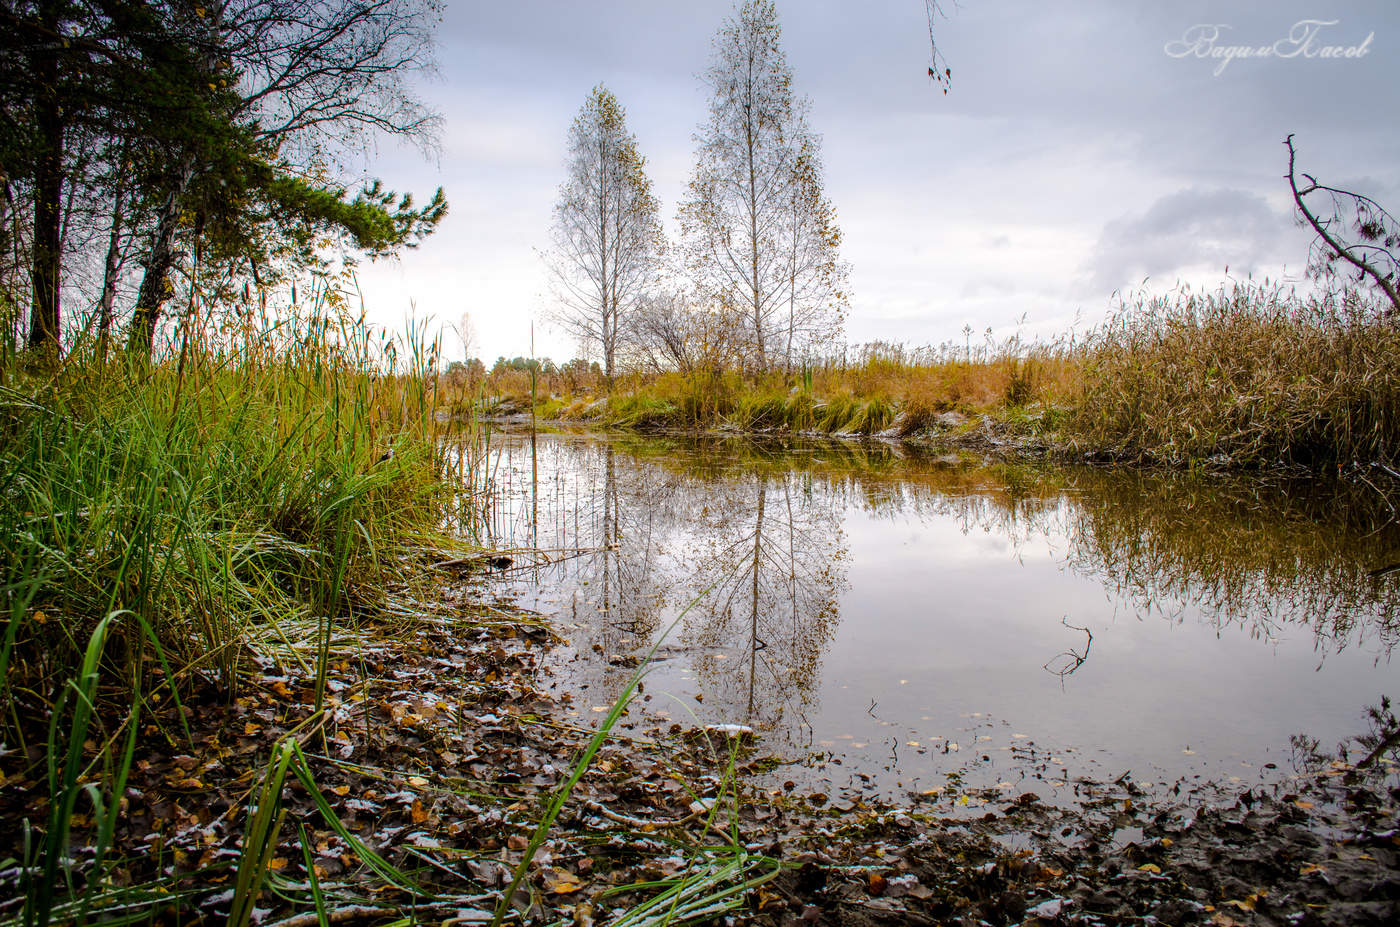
[[1285, 133, 1400, 316]]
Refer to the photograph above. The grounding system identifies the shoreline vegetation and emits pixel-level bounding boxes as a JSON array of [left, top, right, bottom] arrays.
[[468, 283, 1400, 475], [6, 0, 1396, 921], [3, 282, 1400, 926]]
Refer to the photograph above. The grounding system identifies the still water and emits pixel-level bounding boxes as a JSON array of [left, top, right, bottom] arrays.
[[471, 429, 1399, 799]]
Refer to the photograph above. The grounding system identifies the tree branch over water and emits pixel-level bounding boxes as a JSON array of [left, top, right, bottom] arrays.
[[1286, 133, 1400, 316]]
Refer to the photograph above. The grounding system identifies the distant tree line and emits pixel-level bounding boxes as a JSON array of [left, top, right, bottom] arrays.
[[1, 0, 448, 359]]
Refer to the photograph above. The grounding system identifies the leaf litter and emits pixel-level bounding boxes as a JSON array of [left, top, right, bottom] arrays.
[[0, 570, 1397, 925]]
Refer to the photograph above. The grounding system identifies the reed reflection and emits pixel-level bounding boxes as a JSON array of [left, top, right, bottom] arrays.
[[480, 432, 1400, 753]]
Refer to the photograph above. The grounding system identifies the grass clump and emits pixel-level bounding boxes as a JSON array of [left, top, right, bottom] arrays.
[[1074, 283, 1400, 468], [0, 308, 456, 734]]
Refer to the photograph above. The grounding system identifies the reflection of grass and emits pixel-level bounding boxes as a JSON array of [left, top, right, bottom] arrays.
[[572, 431, 1400, 655], [1065, 469, 1400, 651]]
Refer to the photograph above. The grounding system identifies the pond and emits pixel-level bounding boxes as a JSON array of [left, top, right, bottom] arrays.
[[465, 428, 1400, 802]]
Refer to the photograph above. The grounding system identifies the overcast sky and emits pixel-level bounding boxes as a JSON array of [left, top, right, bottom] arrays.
[[349, 0, 1399, 364]]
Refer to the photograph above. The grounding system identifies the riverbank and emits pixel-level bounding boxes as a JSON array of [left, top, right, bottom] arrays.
[[468, 283, 1400, 474], [6, 283, 1400, 922], [5, 561, 1393, 925]]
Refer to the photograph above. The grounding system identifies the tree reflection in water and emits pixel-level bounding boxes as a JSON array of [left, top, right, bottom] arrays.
[[477, 431, 1400, 755], [679, 470, 844, 737]]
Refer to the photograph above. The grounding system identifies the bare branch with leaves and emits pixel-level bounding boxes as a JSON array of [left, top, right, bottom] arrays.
[[1285, 133, 1400, 316]]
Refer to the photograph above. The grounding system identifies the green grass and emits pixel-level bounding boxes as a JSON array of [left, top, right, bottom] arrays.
[[1, 318, 453, 720], [0, 300, 476, 925]]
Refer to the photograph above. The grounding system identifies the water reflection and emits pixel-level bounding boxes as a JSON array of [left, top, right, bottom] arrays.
[[469, 430, 1400, 787], [1064, 471, 1400, 658], [679, 470, 843, 734]]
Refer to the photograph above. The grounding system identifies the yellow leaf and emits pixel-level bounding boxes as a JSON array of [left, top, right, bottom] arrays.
[[548, 878, 583, 894], [407, 775, 428, 787], [1137, 863, 1161, 874], [1224, 891, 1265, 912], [268, 857, 288, 871], [1293, 799, 1315, 810]]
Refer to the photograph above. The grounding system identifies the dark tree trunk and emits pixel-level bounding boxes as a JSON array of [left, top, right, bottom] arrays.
[[27, 1, 63, 352], [128, 155, 194, 356], [97, 176, 126, 358]]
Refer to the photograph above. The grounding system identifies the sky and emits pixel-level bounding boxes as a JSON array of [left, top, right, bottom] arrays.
[[348, 0, 1400, 364]]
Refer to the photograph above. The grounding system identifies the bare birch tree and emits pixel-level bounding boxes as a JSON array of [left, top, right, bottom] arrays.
[[679, 0, 845, 374], [779, 141, 848, 371], [545, 85, 662, 388]]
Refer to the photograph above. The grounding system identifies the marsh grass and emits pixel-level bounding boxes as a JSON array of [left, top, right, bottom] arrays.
[[539, 283, 1399, 471], [1075, 283, 1400, 468], [1, 308, 460, 722], [540, 332, 1075, 437], [0, 295, 485, 924]]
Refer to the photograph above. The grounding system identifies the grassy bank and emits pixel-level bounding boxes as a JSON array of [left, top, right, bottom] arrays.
[[0, 309, 484, 922], [1073, 284, 1400, 468], [479, 283, 1400, 471], [1, 314, 457, 716]]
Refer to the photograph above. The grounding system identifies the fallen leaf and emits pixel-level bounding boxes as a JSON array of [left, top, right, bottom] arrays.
[[1137, 863, 1161, 874]]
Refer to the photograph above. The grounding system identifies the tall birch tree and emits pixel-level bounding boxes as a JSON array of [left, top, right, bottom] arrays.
[[546, 85, 662, 387], [679, 0, 845, 374]]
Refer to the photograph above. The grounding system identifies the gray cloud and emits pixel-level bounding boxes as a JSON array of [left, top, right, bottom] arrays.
[[351, 1, 1400, 361], [1084, 188, 1297, 294]]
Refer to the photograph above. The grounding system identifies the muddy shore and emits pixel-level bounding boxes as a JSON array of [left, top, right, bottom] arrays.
[[5, 564, 1394, 926]]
